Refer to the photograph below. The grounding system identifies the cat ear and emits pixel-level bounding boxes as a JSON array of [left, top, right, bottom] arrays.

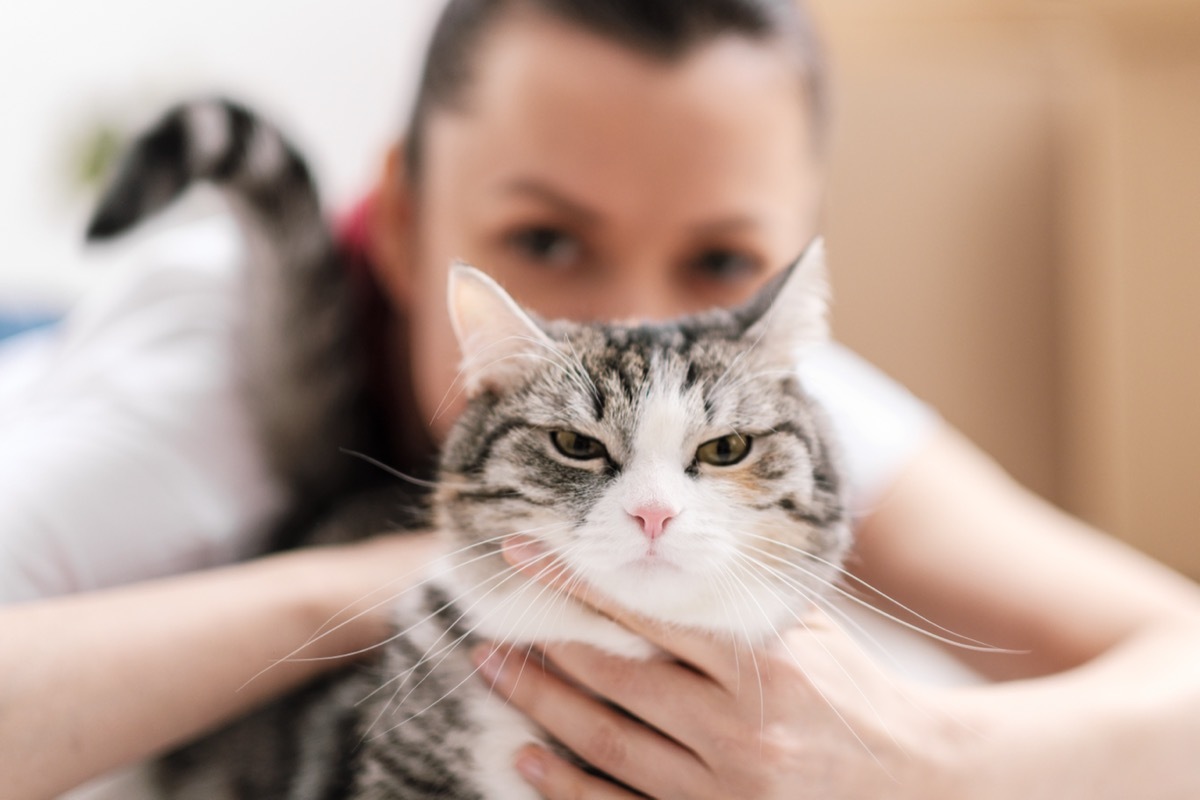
[[448, 261, 554, 395], [740, 237, 830, 360]]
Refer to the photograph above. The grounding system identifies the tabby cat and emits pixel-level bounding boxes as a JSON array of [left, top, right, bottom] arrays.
[[88, 98, 849, 799]]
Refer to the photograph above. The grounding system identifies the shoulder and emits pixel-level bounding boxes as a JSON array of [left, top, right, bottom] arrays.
[[0, 218, 283, 602], [798, 342, 940, 517]]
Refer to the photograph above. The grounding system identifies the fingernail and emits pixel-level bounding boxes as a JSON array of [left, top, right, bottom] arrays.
[[515, 747, 547, 784], [471, 644, 509, 688]]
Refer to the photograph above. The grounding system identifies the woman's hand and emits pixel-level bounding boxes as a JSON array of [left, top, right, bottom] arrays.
[[473, 536, 964, 800]]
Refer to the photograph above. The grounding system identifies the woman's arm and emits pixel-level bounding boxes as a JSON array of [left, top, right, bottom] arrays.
[[856, 426, 1200, 797], [0, 531, 439, 800], [484, 425, 1200, 798], [853, 426, 1200, 680]]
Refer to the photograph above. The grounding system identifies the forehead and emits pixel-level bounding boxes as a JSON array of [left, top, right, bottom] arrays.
[[423, 10, 819, 230]]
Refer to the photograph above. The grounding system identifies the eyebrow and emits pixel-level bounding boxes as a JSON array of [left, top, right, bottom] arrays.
[[499, 177, 764, 236], [499, 178, 602, 228], [686, 215, 760, 236]]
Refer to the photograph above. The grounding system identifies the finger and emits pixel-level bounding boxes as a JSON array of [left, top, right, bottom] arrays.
[[503, 536, 744, 689], [541, 641, 727, 754], [514, 744, 643, 800], [474, 644, 708, 799]]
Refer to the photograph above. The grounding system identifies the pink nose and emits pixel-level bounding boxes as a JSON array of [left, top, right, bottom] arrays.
[[629, 505, 677, 540]]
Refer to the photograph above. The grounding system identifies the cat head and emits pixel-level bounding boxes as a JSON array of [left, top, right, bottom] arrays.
[[435, 240, 848, 638]]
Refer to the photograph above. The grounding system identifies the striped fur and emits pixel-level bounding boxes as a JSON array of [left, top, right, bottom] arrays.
[[434, 254, 848, 658], [87, 98, 369, 527], [90, 101, 849, 798]]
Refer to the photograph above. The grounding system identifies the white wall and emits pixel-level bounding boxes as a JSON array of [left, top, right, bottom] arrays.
[[0, 0, 444, 307]]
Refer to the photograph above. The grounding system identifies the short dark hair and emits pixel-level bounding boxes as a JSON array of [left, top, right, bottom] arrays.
[[404, 0, 827, 181]]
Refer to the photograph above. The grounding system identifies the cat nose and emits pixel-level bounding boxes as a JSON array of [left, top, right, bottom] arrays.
[[628, 505, 677, 540]]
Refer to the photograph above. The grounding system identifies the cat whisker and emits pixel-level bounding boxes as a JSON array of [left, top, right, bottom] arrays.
[[337, 448, 507, 493], [432, 331, 598, 426], [365, 536, 579, 713], [429, 332, 576, 423], [711, 367, 803, 401], [510, 333, 600, 409], [374, 537, 615, 738], [717, 552, 893, 773], [560, 334, 602, 402], [279, 546, 516, 684], [338, 448, 442, 490], [710, 314, 772, 394], [365, 546, 576, 739], [701, 562, 748, 693], [705, 303, 790, 405], [431, 346, 592, 427], [481, 543, 594, 701], [702, 556, 771, 731], [245, 525, 568, 692], [364, 536, 572, 709], [732, 543, 918, 675], [302, 526, 548, 645], [727, 549, 912, 759], [730, 530, 1020, 655], [723, 554, 897, 775], [728, 547, 987, 739], [722, 524, 1000, 649], [360, 556, 560, 735]]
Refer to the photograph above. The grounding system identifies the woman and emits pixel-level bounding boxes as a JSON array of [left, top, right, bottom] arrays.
[[2, 0, 1199, 797]]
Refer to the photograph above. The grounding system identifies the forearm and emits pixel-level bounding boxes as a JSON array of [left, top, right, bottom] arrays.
[[0, 532, 439, 799], [955, 618, 1200, 799]]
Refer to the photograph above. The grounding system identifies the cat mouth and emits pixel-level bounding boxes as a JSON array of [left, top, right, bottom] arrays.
[[627, 551, 682, 572]]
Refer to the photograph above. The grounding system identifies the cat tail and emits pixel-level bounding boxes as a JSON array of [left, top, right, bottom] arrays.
[[86, 98, 371, 537]]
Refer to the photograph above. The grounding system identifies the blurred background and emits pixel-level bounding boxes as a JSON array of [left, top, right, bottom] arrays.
[[1, 0, 1197, 578]]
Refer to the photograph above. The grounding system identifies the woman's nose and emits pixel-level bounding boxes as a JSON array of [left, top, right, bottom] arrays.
[[598, 271, 682, 323]]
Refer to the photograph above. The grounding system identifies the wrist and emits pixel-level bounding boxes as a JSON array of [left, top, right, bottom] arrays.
[[901, 686, 980, 800], [938, 680, 1118, 800]]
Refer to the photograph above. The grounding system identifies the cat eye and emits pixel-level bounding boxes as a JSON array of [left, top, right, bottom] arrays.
[[550, 430, 608, 460], [695, 434, 752, 466]]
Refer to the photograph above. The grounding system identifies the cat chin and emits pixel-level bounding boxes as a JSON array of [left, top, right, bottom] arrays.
[[428, 555, 784, 661], [576, 557, 799, 640], [429, 561, 660, 660]]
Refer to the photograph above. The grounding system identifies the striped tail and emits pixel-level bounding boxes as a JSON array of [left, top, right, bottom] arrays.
[[87, 98, 370, 537], [87, 98, 320, 242]]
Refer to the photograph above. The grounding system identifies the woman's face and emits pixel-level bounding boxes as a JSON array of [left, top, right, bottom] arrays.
[[377, 11, 822, 440]]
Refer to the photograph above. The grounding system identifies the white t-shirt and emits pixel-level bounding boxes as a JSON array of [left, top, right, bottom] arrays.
[[0, 218, 937, 603]]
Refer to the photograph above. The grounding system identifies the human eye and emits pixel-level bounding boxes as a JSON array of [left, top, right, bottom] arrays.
[[688, 247, 764, 284], [505, 225, 583, 270]]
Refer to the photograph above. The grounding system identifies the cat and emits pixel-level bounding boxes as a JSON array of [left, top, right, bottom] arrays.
[[88, 98, 849, 799]]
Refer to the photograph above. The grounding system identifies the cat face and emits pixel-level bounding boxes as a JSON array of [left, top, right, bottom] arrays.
[[435, 241, 847, 635]]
